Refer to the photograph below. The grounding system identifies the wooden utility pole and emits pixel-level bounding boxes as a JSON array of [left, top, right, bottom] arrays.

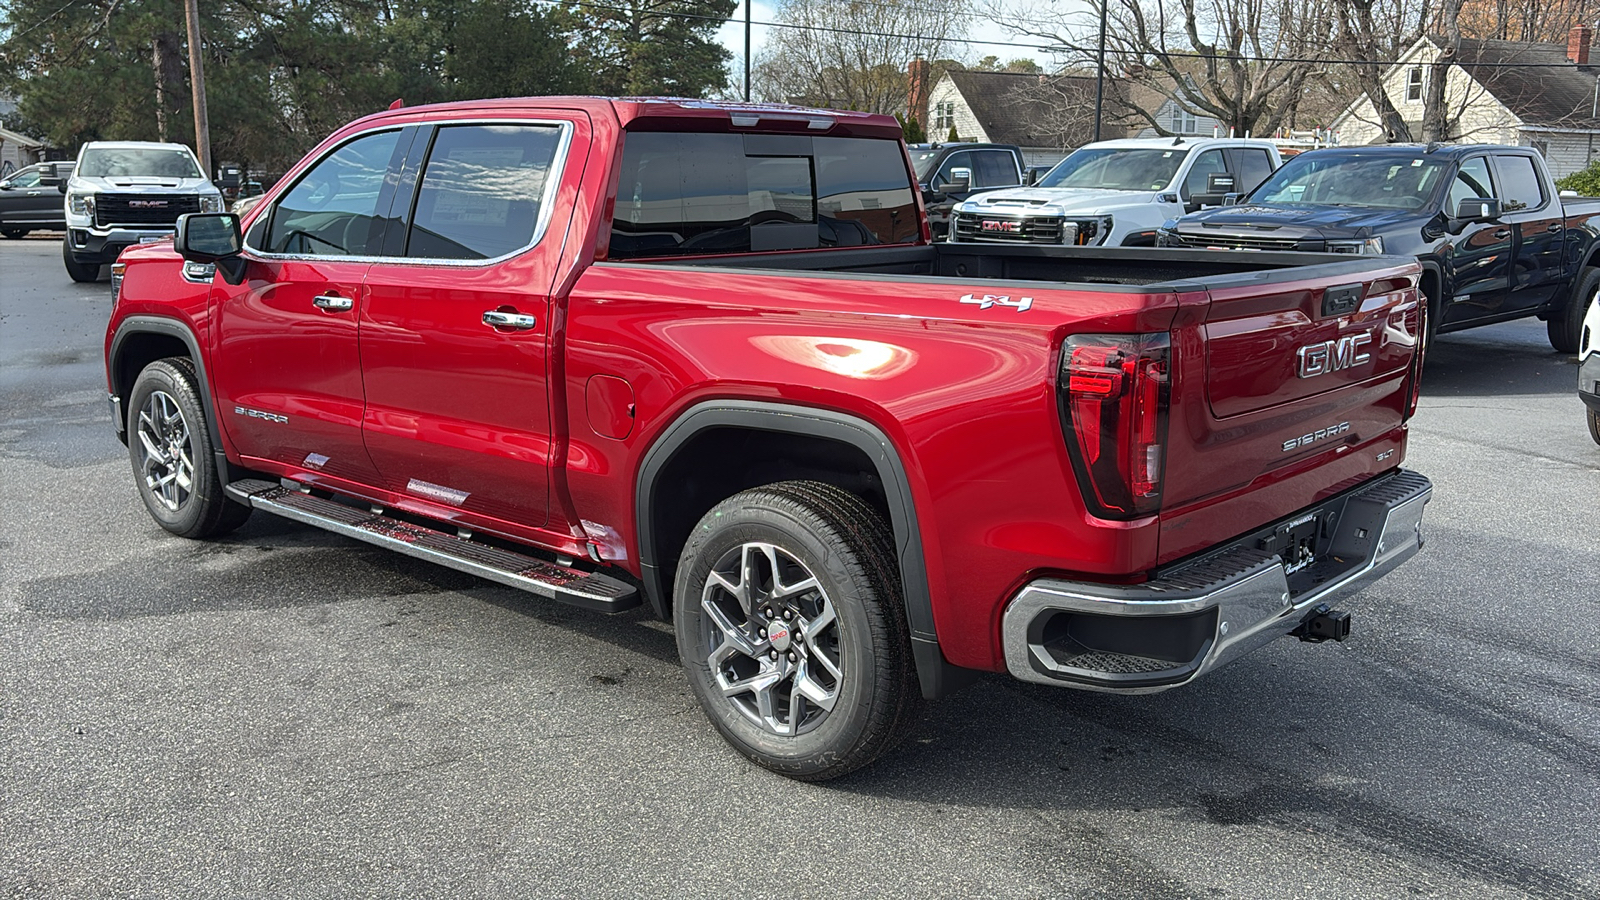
[[184, 0, 212, 177]]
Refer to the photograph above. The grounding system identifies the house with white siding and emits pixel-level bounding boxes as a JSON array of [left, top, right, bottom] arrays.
[[924, 69, 1130, 167], [1331, 27, 1600, 178]]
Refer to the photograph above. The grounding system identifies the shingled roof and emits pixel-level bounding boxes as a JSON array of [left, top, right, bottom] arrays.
[[944, 69, 1109, 147], [1451, 36, 1600, 129]]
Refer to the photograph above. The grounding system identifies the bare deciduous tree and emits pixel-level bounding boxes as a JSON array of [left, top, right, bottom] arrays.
[[752, 0, 971, 115]]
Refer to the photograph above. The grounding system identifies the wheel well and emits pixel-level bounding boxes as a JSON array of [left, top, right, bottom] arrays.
[[111, 332, 191, 426], [1419, 267, 1440, 307], [645, 427, 890, 618]]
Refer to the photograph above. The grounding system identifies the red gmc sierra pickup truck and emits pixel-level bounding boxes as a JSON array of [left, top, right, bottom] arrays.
[[105, 97, 1432, 780]]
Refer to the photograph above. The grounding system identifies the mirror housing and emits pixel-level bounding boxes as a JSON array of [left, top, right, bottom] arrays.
[[1206, 173, 1237, 194], [1455, 197, 1500, 222], [1024, 169, 1039, 186], [175, 213, 247, 284], [944, 167, 972, 194]]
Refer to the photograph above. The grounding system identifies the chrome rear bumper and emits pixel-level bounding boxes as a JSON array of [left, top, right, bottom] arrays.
[[1002, 470, 1431, 693]]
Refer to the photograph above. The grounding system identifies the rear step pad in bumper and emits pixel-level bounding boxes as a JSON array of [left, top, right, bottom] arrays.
[[225, 479, 640, 613]]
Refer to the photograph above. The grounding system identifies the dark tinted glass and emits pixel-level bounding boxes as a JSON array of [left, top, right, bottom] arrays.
[[266, 130, 401, 256], [1235, 149, 1274, 194], [973, 150, 1019, 187], [1448, 157, 1494, 211], [1494, 155, 1544, 211], [610, 132, 918, 259], [406, 124, 562, 260], [1184, 149, 1227, 196]]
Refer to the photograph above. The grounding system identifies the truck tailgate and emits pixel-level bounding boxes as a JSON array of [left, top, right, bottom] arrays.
[[1158, 257, 1423, 563]]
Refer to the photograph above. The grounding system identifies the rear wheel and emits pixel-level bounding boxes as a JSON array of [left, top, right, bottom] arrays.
[[127, 358, 251, 538], [1548, 267, 1599, 354], [62, 239, 100, 283], [673, 480, 920, 781], [1589, 408, 1600, 446], [2, 228, 28, 239]]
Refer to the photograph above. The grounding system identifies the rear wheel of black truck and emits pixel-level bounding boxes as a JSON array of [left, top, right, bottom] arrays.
[[127, 358, 252, 539], [673, 481, 920, 781], [1549, 267, 1599, 354]]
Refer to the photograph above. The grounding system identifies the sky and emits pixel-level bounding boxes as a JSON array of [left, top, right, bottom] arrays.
[[713, 0, 1070, 99]]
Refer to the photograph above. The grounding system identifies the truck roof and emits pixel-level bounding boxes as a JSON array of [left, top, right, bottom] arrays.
[[1291, 143, 1534, 158], [334, 96, 905, 140], [1080, 136, 1280, 151], [80, 141, 199, 153]]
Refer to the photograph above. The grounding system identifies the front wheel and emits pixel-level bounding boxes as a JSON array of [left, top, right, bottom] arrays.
[[127, 358, 251, 538], [1549, 267, 1599, 354], [673, 481, 920, 781], [1589, 407, 1600, 447], [62, 239, 100, 283]]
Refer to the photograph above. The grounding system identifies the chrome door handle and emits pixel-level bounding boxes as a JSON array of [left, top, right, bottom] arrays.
[[1493, 229, 1511, 240], [482, 310, 537, 330], [313, 294, 354, 311], [1547, 222, 1562, 233]]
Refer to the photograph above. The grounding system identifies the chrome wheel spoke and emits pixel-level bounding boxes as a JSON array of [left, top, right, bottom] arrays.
[[793, 661, 837, 712], [137, 430, 168, 465]]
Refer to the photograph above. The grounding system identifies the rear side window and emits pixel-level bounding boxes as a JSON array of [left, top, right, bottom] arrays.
[[1493, 155, 1545, 211], [973, 150, 1020, 187], [610, 131, 919, 259], [1234, 149, 1274, 194], [405, 124, 563, 260], [265, 130, 402, 256]]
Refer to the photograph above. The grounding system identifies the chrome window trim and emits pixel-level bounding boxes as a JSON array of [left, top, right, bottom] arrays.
[[242, 117, 575, 269]]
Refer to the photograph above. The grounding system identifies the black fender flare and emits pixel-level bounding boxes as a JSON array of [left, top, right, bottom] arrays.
[[108, 315, 237, 481], [635, 400, 969, 698]]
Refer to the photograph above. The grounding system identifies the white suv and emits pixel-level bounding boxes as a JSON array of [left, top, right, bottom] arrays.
[[948, 137, 1282, 247], [62, 141, 224, 282]]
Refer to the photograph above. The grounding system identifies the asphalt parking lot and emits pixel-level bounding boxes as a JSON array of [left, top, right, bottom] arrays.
[[2, 234, 1597, 899]]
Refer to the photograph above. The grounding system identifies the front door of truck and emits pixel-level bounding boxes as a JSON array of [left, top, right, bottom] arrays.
[[358, 117, 583, 529], [1441, 155, 1514, 324], [213, 127, 407, 487]]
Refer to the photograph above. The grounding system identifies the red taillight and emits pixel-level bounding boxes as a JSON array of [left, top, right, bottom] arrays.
[[1059, 334, 1171, 519]]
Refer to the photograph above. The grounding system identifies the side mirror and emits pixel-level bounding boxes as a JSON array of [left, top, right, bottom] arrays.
[[945, 167, 972, 194], [175, 213, 246, 284], [1455, 197, 1501, 222], [1206, 173, 1237, 194]]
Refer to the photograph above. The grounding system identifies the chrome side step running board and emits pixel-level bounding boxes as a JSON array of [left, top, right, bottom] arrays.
[[224, 479, 641, 614]]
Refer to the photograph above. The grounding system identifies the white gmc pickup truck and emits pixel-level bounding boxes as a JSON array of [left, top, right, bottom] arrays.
[[948, 137, 1282, 247], [62, 141, 224, 282]]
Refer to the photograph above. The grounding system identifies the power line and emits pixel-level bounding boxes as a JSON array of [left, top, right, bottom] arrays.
[[533, 0, 1600, 70]]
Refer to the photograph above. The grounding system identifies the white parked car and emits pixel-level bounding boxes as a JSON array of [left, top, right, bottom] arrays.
[[1579, 277, 1600, 445], [61, 141, 224, 282], [948, 137, 1282, 247]]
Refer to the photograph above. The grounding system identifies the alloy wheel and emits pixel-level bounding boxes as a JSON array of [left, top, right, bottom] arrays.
[[136, 390, 194, 512], [699, 541, 842, 736]]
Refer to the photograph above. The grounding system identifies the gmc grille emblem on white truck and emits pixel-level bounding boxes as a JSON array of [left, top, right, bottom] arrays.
[[1297, 331, 1373, 378]]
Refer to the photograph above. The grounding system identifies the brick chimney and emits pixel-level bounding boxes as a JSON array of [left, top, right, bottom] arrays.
[[907, 57, 931, 128], [1569, 24, 1591, 65]]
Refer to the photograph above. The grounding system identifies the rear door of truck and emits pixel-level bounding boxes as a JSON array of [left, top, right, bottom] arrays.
[[1157, 255, 1424, 564]]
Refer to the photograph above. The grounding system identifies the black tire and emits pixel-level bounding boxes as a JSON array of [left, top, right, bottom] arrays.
[[1588, 407, 1600, 447], [126, 357, 251, 538], [1549, 267, 1599, 354], [62, 239, 101, 283], [2, 228, 28, 239], [673, 480, 920, 781]]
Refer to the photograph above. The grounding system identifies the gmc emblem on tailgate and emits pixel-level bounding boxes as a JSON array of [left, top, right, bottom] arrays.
[[980, 219, 1019, 233], [1297, 331, 1373, 378]]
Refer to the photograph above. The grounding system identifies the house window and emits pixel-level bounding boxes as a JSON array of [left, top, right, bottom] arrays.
[[932, 101, 956, 135], [1406, 66, 1424, 103], [1172, 107, 1198, 134]]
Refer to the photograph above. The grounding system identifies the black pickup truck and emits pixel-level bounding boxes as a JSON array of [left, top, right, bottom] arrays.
[[1161, 144, 1600, 352]]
